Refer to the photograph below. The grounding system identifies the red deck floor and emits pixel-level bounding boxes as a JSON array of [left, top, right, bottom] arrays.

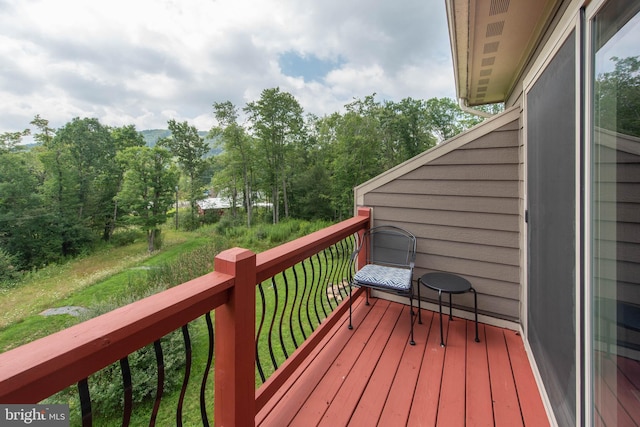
[[256, 295, 550, 426]]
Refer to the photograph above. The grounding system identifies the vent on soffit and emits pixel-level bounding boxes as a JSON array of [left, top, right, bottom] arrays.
[[486, 21, 505, 37], [489, 0, 510, 16], [483, 41, 500, 54], [482, 57, 496, 66]]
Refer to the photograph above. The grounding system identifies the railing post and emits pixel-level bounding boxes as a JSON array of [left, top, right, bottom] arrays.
[[214, 247, 256, 427], [356, 207, 371, 270]]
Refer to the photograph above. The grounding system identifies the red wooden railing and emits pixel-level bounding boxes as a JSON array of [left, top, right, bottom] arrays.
[[0, 208, 370, 426]]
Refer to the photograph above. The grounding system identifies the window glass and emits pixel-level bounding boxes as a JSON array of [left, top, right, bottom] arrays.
[[592, 0, 640, 424]]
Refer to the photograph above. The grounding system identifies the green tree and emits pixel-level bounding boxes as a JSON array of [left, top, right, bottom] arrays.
[[425, 97, 466, 142], [211, 101, 256, 226], [379, 97, 437, 169], [330, 102, 383, 219], [244, 87, 305, 223], [0, 129, 30, 153], [158, 120, 210, 228], [116, 146, 179, 252], [53, 117, 117, 239], [595, 55, 640, 137], [106, 125, 146, 239], [0, 127, 60, 269]]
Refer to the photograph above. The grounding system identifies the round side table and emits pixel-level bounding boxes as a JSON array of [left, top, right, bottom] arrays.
[[419, 272, 479, 347]]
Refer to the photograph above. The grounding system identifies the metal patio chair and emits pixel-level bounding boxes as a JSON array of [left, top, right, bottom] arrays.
[[348, 225, 420, 345]]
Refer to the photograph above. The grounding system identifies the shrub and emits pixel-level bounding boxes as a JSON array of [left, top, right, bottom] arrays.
[[0, 248, 21, 288], [44, 286, 191, 421], [109, 229, 143, 247]]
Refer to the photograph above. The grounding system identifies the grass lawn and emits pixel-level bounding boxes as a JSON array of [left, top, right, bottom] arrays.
[[0, 218, 347, 426], [0, 230, 207, 352]]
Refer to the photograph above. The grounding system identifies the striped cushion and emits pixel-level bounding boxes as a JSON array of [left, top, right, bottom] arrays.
[[353, 264, 412, 291]]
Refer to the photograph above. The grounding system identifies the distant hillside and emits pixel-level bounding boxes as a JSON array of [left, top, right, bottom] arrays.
[[140, 129, 222, 157]]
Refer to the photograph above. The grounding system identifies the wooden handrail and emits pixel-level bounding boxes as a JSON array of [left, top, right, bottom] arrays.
[[0, 209, 372, 427], [0, 271, 234, 403], [256, 208, 371, 283]]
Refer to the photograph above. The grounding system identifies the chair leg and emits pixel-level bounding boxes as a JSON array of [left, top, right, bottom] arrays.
[[409, 295, 415, 346], [472, 287, 479, 342], [438, 290, 445, 347], [365, 288, 370, 306], [348, 284, 353, 330], [417, 281, 422, 324]]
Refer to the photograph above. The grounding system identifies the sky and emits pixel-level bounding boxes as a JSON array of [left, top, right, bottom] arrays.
[[0, 0, 456, 138]]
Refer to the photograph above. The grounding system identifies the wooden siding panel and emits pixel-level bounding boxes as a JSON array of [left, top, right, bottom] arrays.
[[429, 147, 519, 165], [419, 288, 520, 321], [415, 253, 520, 283], [419, 239, 520, 266], [404, 163, 519, 181], [371, 206, 519, 232], [359, 115, 522, 322], [374, 179, 519, 198], [365, 193, 518, 215], [457, 128, 519, 149], [410, 223, 519, 248]]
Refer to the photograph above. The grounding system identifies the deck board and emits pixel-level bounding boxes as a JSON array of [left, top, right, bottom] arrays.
[[406, 311, 444, 426], [376, 306, 429, 426], [486, 324, 524, 427], [348, 307, 420, 425], [290, 300, 390, 425], [317, 302, 404, 426], [437, 316, 467, 426], [257, 295, 550, 426], [504, 329, 549, 426], [466, 322, 493, 427]]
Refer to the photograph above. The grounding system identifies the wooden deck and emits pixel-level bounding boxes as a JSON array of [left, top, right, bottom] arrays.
[[256, 295, 550, 426]]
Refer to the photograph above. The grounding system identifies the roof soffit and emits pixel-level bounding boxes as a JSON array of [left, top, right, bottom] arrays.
[[448, 0, 560, 106]]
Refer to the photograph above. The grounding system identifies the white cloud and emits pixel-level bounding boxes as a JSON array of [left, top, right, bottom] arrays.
[[0, 0, 456, 136]]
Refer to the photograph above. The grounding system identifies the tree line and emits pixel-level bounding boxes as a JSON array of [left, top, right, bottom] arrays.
[[0, 90, 499, 278]]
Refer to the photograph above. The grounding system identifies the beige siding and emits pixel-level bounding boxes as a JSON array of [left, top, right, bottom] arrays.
[[355, 107, 522, 321]]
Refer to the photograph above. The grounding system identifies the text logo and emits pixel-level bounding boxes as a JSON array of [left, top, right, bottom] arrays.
[[1, 405, 69, 426]]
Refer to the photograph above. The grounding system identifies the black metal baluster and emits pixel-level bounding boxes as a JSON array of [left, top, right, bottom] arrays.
[[342, 235, 356, 300], [256, 282, 267, 384], [78, 378, 92, 427], [200, 312, 213, 427], [338, 238, 349, 297], [120, 357, 132, 427], [319, 249, 330, 318], [335, 239, 348, 301], [298, 260, 310, 340], [267, 277, 279, 371], [290, 264, 300, 349], [176, 324, 192, 426], [326, 244, 339, 309], [149, 340, 164, 427], [305, 257, 315, 332], [312, 253, 323, 327], [278, 271, 290, 359]]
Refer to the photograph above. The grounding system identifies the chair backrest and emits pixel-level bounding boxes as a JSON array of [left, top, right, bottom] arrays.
[[364, 225, 416, 269]]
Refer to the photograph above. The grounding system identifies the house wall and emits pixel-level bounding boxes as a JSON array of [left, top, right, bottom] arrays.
[[355, 107, 522, 322]]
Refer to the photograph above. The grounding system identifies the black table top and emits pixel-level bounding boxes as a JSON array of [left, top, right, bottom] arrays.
[[419, 272, 472, 294]]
